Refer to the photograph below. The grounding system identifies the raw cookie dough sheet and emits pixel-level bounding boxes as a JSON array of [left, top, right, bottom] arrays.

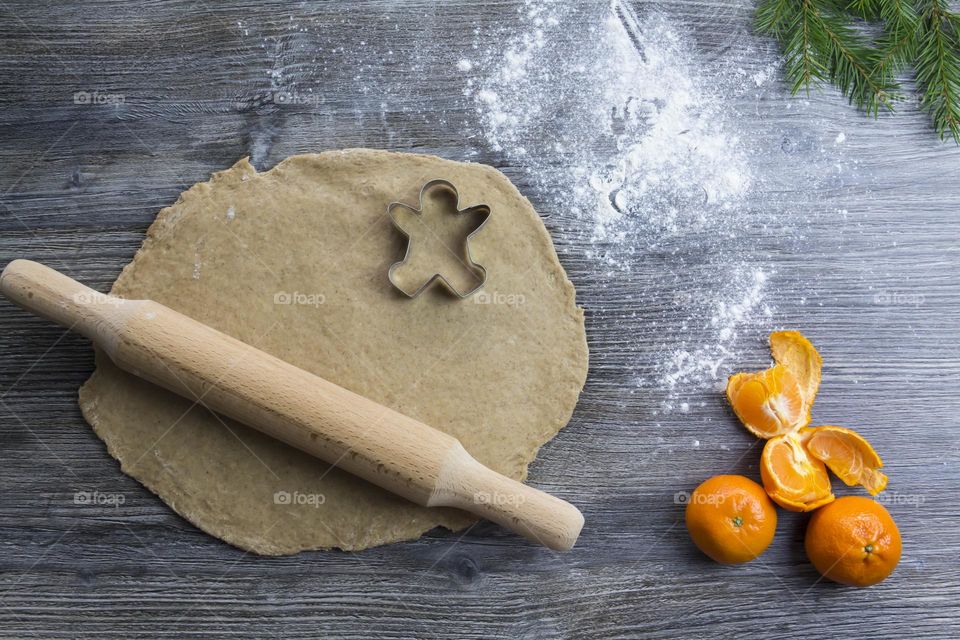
[[79, 150, 588, 554]]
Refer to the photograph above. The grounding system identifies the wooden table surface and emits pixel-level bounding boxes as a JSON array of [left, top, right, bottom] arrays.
[[1, 1, 958, 638]]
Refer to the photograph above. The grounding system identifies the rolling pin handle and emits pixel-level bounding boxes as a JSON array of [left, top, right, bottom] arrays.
[[431, 443, 585, 551], [0, 259, 134, 349]]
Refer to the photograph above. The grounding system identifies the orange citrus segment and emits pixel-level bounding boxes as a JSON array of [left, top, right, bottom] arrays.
[[805, 426, 888, 496], [726, 364, 810, 438], [760, 431, 834, 511], [769, 331, 822, 407]]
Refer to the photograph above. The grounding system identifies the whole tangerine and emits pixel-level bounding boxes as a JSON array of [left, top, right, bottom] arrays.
[[805, 496, 901, 587], [685, 475, 777, 564]]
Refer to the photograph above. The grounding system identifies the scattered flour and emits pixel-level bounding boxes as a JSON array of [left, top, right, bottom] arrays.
[[226, 206, 236, 221], [659, 267, 773, 392], [467, 0, 775, 398], [470, 1, 751, 244], [752, 65, 775, 87]]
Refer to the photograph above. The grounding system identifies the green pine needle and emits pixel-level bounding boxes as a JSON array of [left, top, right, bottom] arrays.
[[756, 0, 801, 36], [816, 5, 901, 113], [916, 0, 960, 142], [848, 0, 883, 21], [755, 0, 960, 143], [872, 0, 920, 80]]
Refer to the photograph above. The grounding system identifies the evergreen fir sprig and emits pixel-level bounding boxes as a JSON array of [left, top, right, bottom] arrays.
[[871, 0, 920, 80], [755, 0, 960, 143], [915, 0, 960, 140]]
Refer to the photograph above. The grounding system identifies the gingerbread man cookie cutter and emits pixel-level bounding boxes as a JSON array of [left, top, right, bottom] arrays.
[[387, 179, 491, 299]]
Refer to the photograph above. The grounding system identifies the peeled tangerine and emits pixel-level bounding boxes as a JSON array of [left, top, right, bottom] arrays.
[[761, 430, 834, 512], [727, 331, 822, 438], [729, 331, 888, 509], [727, 364, 810, 439], [805, 426, 888, 495], [768, 331, 822, 407]]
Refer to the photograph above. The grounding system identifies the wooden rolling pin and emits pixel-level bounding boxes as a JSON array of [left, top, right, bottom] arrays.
[[0, 260, 584, 550]]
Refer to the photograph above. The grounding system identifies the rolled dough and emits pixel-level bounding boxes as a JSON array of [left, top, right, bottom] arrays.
[[78, 150, 588, 554]]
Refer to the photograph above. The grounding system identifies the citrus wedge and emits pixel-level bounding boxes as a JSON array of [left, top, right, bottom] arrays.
[[726, 364, 810, 439], [769, 330, 822, 407], [760, 430, 834, 511], [805, 426, 888, 496]]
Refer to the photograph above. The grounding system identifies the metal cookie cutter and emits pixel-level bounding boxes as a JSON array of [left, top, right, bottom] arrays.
[[387, 179, 491, 299]]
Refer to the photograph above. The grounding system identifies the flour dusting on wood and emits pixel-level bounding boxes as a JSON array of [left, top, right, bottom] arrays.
[[465, 0, 801, 400]]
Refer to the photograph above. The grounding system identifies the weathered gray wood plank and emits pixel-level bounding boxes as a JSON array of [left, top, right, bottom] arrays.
[[1, 0, 959, 638]]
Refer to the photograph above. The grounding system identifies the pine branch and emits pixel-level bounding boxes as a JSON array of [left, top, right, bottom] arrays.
[[761, 0, 899, 111], [754, 0, 960, 144], [756, 0, 802, 36], [780, 0, 831, 92], [872, 0, 921, 80], [847, 0, 883, 21], [810, 2, 900, 113], [915, 0, 960, 142]]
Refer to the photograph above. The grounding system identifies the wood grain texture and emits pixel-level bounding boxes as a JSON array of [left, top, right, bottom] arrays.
[[1, 0, 959, 638]]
